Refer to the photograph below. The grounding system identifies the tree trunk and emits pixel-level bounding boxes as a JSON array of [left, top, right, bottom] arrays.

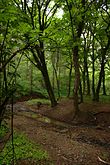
[[92, 59, 95, 100], [95, 52, 105, 101], [52, 62, 60, 99], [86, 66, 90, 95], [67, 61, 72, 97], [83, 51, 90, 95], [56, 49, 61, 99], [92, 32, 96, 101], [73, 46, 80, 115], [41, 63, 57, 107], [31, 46, 57, 107], [82, 70, 86, 94], [79, 80, 83, 103], [102, 70, 106, 95], [95, 37, 110, 101], [83, 35, 90, 95], [30, 62, 33, 93]]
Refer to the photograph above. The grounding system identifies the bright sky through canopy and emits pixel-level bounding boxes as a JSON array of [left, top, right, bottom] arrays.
[[56, 8, 64, 18], [27, 0, 63, 19]]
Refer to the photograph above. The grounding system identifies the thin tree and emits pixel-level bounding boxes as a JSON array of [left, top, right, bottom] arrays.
[[65, 0, 85, 117], [13, 0, 59, 107]]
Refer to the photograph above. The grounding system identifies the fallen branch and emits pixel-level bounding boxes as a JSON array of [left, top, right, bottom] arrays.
[[98, 156, 110, 165]]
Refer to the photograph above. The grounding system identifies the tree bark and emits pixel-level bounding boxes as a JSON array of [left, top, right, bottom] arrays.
[[83, 34, 90, 95], [102, 70, 106, 95], [67, 61, 72, 97], [95, 50, 106, 101], [79, 80, 83, 103], [30, 62, 33, 93], [92, 32, 96, 101], [73, 46, 80, 115], [41, 61, 57, 107], [95, 37, 110, 101], [31, 44, 57, 107], [66, 0, 85, 117]]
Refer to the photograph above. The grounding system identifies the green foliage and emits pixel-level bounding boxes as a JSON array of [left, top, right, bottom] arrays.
[[100, 95, 110, 103], [0, 132, 48, 165], [83, 95, 110, 103], [26, 98, 50, 105], [1, 0, 110, 113], [0, 123, 9, 138]]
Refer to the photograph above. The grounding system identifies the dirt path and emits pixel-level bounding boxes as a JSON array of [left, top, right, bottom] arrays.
[[12, 100, 110, 165]]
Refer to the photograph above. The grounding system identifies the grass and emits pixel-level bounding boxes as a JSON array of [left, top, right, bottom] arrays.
[[0, 125, 49, 165], [83, 95, 110, 103], [100, 95, 110, 103], [26, 98, 51, 105], [25, 95, 110, 107], [0, 123, 9, 139]]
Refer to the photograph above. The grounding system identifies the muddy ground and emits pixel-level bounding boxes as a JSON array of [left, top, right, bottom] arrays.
[[4, 98, 110, 164]]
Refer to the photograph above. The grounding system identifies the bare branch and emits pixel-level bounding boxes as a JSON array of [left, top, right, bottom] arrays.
[[25, 53, 39, 68], [45, 4, 59, 29], [42, 0, 51, 27], [26, 1, 35, 28], [98, 156, 110, 165], [30, 49, 42, 70], [12, 0, 21, 10]]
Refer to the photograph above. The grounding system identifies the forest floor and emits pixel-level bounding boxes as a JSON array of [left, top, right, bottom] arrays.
[[7, 97, 110, 164]]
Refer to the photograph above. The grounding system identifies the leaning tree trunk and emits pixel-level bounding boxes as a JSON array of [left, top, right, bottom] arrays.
[[41, 62, 57, 107], [31, 45, 57, 107], [39, 43, 57, 107]]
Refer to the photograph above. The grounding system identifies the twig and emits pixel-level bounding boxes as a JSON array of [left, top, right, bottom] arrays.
[[98, 156, 110, 165]]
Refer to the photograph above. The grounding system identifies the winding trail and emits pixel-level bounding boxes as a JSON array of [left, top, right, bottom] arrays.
[[12, 102, 110, 165]]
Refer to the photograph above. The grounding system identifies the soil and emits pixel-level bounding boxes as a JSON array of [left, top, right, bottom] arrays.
[[4, 98, 110, 164]]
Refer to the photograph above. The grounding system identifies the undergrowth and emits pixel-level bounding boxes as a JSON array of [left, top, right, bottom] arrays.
[[26, 98, 51, 105], [0, 123, 9, 139], [0, 125, 48, 165]]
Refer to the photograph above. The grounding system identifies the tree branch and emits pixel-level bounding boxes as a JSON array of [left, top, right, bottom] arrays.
[[98, 156, 110, 165], [1, 20, 9, 57], [0, 44, 31, 72]]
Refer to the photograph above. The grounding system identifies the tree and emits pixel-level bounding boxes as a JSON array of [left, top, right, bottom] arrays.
[[12, 0, 60, 106], [95, 3, 110, 101], [89, 1, 110, 101], [65, 0, 86, 116], [82, 29, 91, 95]]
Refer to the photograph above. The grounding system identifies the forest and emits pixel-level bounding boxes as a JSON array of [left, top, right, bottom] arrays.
[[0, 0, 110, 164]]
